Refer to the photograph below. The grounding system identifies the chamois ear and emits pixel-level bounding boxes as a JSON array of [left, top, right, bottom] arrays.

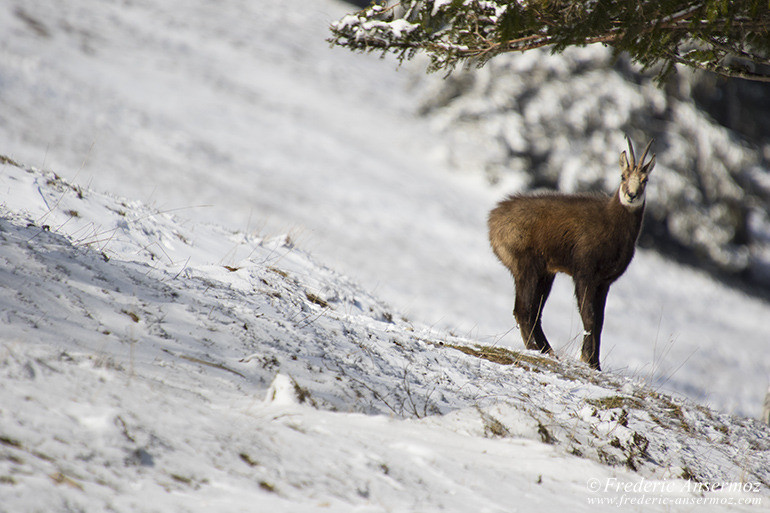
[[643, 154, 656, 175], [620, 151, 631, 174]]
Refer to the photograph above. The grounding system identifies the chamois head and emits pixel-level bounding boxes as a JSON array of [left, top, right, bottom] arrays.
[[619, 137, 655, 209]]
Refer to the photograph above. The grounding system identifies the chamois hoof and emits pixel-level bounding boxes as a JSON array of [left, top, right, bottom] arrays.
[[543, 347, 558, 359], [581, 358, 601, 371]]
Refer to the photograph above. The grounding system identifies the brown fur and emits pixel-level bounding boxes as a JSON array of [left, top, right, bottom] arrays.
[[488, 140, 654, 370]]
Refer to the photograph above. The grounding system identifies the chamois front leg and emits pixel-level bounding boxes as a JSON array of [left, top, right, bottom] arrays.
[[575, 279, 610, 370], [513, 271, 555, 355]]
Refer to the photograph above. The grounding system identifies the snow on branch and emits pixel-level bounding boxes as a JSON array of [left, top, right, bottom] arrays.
[[329, 0, 770, 82]]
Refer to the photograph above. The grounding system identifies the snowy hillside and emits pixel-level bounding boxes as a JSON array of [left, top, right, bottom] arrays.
[[1, 158, 769, 511], [1, 0, 769, 420], [1, 0, 770, 509]]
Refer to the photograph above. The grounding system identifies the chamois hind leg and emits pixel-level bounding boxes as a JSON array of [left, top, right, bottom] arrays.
[[574, 278, 610, 370], [513, 270, 555, 355]]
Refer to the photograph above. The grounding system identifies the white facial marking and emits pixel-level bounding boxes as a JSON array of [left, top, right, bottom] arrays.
[[619, 187, 645, 209]]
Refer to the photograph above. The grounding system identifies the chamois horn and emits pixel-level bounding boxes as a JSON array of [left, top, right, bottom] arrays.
[[625, 135, 636, 167], [639, 138, 654, 166]]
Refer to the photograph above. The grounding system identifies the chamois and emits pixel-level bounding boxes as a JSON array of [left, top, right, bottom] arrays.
[[488, 138, 655, 370]]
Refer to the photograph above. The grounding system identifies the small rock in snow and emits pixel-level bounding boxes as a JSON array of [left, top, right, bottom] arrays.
[[264, 373, 300, 406]]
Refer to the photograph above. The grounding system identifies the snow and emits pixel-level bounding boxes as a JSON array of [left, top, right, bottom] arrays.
[[2, 154, 769, 513], [432, 0, 455, 17], [383, 19, 419, 38], [1, 0, 770, 510]]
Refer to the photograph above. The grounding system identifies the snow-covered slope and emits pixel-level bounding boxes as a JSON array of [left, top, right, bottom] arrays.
[[2, 0, 769, 419], [1, 3, 770, 508], [1, 158, 768, 511]]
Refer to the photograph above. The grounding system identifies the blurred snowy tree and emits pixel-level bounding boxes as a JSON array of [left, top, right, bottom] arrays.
[[411, 46, 770, 280], [330, 0, 770, 83], [331, 1, 770, 284]]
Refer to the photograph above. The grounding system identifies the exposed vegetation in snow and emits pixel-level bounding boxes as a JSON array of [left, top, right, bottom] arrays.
[[1, 159, 768, 511], [1, 0, 770, 509]]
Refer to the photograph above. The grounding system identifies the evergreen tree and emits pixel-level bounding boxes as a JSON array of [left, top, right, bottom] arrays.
[[330, 0, 770, 83]]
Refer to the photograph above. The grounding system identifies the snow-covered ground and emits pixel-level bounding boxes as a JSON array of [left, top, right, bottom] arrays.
[[2, 159, 768, 511], [1, 0, 768, 418], [1, 0, 770, 510]]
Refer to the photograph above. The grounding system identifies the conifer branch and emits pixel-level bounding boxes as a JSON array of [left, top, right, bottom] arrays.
[[329, 1, 770, 83]]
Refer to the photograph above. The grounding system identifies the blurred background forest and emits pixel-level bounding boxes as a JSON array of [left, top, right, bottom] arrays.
[[343, 0, 770, 292]]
